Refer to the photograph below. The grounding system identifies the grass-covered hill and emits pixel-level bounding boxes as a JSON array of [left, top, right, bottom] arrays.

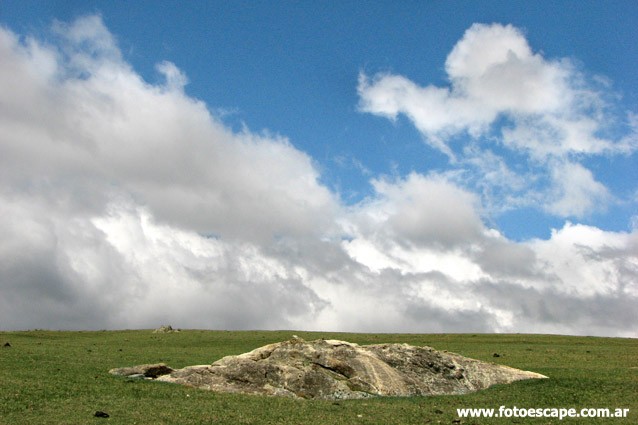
[[0, 330, 636, 424]]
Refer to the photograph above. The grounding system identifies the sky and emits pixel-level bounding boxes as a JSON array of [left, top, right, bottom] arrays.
[[0, 1, 636, 336]]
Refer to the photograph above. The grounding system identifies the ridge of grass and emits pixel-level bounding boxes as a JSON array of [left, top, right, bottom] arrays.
[[0, 330, 636, 424]]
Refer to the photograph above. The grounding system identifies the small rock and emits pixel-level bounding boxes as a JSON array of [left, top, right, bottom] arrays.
[[94, 411, 110, 418], [291, 334, 305, 343], [126, 373, 146, 379], [493, 353, 501, 358], [153, 325, 178, 333], [109, 363, 174, 379], [3, 342, 11, 348]]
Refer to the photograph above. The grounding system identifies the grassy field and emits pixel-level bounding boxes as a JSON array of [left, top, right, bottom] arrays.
[[0, 330, 636, 424]]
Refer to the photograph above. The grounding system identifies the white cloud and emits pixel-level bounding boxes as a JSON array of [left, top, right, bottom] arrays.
[[357, 73, 462, 156], [156, 60, 189, 92], [445, 23, 570, 116], [367, 173, 485, 248], [0, 17, 338, 243], [501, 114, 625, 159], [338, 174, 636, 336], [0, 16, 338, 329], [456, 146, 530, 213], [358, 24, 575, 153], [358, 23, 637, 220], [529, 222, 638, 297], [545, 160, 610, 217], [1, 16, 636, 337], [358, 23, 631, 158]]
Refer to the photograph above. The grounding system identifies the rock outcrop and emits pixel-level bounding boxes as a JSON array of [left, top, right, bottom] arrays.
[[152, 325, 178, 333], [109, 338, 547, 399]]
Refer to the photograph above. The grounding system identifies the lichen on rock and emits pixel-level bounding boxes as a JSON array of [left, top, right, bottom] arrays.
[[109, 338, 547, 399]]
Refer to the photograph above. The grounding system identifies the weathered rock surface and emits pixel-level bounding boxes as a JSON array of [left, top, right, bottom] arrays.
[[109, 338, 547, 399]]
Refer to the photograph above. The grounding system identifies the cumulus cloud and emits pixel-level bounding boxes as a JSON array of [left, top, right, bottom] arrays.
[[0, 17, 636, 337], [358, 23, 637, 218], [362, 173, 484, 248], [0, 17, 337, 243], [357, 24, 573, 152], [358, 23, 634, 157], [0, 15, 337, 329], [545, 160, 611, 217]]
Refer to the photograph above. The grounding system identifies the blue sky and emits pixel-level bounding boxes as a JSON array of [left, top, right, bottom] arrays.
[[4, 1, 637, 239], [0, 2, 636, 335]]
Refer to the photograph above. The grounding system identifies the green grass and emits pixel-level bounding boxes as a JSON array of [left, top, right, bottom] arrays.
[[0, 330, 636, 424]]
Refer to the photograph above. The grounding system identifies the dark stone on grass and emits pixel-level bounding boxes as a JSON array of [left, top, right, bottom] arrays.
[[109, 363, 174, 379], [94, 411, 110, 418], [144, 364, 174, 378]]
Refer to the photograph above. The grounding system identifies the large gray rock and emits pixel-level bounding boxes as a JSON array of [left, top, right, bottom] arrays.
[[109, 338, 547, 399]]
